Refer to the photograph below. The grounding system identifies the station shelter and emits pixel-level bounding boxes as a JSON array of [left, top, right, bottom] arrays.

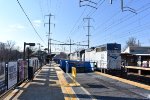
[[121, 46, 150, 68]]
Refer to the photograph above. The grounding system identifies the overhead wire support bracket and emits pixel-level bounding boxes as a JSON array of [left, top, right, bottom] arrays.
[[80, 4, 97, 9], [79, 0, 97, 9], [123, 7, 137, 14], [110, 0, 137, 14], [80, 0, 97, 5]]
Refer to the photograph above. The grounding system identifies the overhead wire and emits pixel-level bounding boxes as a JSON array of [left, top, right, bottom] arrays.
[[16, 0, 46, 45], [105, 3, 150, 41], [112, 28, 150, 42], [100, 2, 150, 33], [92, 1, 150, 45], [91, 0, 142, 37], [69, 0, 107, 50], [70, 0, 106, 43], [93, 2, 150, 38], [38, 0, 45, 24], [87, 0, 105, 17], [67, 7, 87, 38], [47, 0, 51, 13], [67, 0, 104, 39], [108, 9, 150, 39], [101, 22, 150, 43], [51, 38, 67, 44]]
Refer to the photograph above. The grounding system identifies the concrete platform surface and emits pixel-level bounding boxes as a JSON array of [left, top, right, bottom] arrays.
[[3, 64, 70, 100]]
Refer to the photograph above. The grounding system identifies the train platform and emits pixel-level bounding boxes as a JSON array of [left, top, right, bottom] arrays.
[[2, 62, 150, 100], [3, 62, 77, 100]]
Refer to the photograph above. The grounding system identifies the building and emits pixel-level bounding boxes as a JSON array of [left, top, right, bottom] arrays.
[[121, 46, 150, 67]]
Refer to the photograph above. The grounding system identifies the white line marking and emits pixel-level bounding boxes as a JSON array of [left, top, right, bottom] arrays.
[[67, 73, 96, 100]]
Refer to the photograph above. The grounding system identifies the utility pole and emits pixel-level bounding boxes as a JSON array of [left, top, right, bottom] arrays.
[[44, 13, 55, 54], [83, 18, 93, 48]]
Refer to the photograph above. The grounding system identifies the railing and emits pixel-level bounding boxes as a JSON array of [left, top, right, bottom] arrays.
[[125, 66, 150, 75], [0, 59, 44, 98]]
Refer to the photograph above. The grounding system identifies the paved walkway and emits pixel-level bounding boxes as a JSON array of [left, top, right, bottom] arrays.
[[4, 63, 76, 100]]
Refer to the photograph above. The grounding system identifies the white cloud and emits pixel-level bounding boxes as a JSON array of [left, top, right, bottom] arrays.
[[9, 24, 25, 29], [33, 20, 42, 27], [4, 24, 25, 32]]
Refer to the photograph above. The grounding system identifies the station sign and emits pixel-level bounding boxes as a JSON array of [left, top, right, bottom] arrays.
[[8, 62, 17, 89], [18, 60, 25, 82]]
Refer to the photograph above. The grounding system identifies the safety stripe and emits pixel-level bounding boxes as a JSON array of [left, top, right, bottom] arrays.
[[56, 67, 77, 100], [95, 71, 150, 90]]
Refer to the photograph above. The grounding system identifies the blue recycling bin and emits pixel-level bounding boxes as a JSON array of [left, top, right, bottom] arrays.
[[60, 60, 69, 72]]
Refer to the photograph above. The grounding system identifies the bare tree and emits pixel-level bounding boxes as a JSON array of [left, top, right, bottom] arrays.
[[0, 42, 6, 61], [0, 41, 22, 62], [6, 40, 15, 50], [123, 37, 141, 51]]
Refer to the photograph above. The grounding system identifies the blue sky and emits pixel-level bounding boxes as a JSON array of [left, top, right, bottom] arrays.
[[0, 0, 150, 52]]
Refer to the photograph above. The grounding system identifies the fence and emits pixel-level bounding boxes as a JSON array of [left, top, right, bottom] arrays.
[[0, 58, 43, 97]]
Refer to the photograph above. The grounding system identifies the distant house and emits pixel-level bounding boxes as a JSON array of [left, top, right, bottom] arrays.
[[121, 46, 150, 67], [69, 49, 85, 61]]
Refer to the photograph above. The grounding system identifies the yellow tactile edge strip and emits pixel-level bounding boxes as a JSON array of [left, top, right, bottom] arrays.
[[95, 71, 150, 90], [3, 66, 43, 100], [55, 67, 77, 100]]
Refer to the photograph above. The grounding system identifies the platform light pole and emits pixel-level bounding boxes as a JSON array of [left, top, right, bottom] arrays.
[[23, 42, 35, 80], [23, 42, 35, 60]]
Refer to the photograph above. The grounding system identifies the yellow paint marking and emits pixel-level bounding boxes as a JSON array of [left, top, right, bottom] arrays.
[[95, 71, 150, 90], [4, 81, 30, 100], [4, 66, 42, 100], [55, 67, 77, 100], [69, 83, 80, 87]]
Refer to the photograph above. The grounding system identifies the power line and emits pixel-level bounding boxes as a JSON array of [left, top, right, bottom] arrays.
[[111, 20, 150, 41], [67, 0, 104, 41], [108, 10, 150, 40], [109, 3, 150, 29], [38, 0, 45, 23], [91, 2, 150, 45], [68, 0, 100, 38], [67, 7, 87, 38], [87, 0, 105, 17], [51, 38, 66, 44], [16, 0, 46, 45], [104, 4, 150, 40], [91, 0, 145, 36], [92, 2, 150, 40], [47, 0, 51, 13]]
